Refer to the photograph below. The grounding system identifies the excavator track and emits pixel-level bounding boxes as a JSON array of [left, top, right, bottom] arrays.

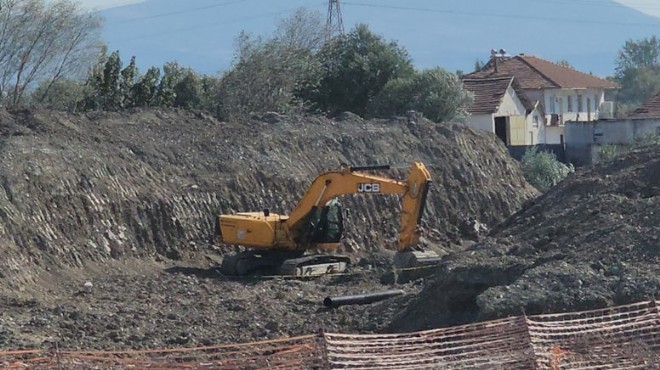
[[279, 255, 351, 277], [220, 250, 350, 277]]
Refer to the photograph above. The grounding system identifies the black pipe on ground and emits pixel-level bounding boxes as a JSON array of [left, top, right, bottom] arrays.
[[323, 289, 405, 308]]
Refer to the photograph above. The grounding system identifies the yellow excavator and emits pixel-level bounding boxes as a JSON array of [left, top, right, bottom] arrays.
[[217, 162, 440, 276]]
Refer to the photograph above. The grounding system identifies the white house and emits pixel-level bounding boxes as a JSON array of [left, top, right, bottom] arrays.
[[465, 53, 618, 145], [462, 76, 544, 145]]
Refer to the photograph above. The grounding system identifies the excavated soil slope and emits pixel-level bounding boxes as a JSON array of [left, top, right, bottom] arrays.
[[392, 145, 660, 332], [0, 108, 536, 349]]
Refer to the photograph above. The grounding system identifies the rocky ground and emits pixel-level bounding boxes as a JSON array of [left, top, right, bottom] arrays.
[[0, 257, 424, 350], [391, 145, 660, 332], [0, 108, 536, 350], [0, 107, 656, 352]]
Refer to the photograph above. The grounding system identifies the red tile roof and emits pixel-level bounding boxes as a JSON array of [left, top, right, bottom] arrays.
[[628, 92, 660, 118], [462, 76, 530, 115], [466, 55, 618, 90]]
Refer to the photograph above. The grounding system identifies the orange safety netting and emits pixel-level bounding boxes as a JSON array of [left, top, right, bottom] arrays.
[[325, 300, 660, 369], [1, 299, 658, 369]]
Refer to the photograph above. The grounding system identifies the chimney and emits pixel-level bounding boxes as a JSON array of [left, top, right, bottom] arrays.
[[491, 49, 498, 73], [490, 48, 508, 74]]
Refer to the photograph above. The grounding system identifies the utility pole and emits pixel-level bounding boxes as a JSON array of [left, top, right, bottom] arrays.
[[325, 0, 344, 40]]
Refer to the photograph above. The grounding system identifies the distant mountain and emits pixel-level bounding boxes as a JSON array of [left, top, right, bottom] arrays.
[[99, 0, 660, 78]]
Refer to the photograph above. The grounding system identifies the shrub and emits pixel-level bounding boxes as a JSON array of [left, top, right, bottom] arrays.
[[521, 147, 574, 192], [598, 144, 622, 162], [598, 134, 660, 162]]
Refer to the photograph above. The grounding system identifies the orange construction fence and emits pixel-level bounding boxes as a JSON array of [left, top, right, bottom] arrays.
[[2, 299, 659, 369]]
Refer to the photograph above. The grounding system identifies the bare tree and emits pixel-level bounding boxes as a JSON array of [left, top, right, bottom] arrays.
[[0, 0, 103, 107], [273, 7, 325, 52]]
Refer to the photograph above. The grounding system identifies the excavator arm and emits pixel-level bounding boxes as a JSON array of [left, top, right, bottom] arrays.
[[286, 162, 432, 251]]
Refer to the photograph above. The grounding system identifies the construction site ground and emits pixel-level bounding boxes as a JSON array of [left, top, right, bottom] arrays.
[[0, 108, 657, 357]]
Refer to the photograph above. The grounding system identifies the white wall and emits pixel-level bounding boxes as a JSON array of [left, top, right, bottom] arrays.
[[496, 86, 527, 117], [566, 118, 660, 145], [467, 114, 494, 132], [466, 87, 527, 134], [542, 88, 605, 122], [545, 126, 565, 144], [565, 118, 660, 164]]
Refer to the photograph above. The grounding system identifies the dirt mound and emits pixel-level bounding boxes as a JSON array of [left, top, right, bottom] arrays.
[[0, 107, 535, 349], [0, 108, 536, 280], [391, 145, 660, 332]]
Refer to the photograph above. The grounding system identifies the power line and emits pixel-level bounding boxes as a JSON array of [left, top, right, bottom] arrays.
[[106, 5, 324, 44], [109, 0, 248, 25], [341, 1, 660, 27]]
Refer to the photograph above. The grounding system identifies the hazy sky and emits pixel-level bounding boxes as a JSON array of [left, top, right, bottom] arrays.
[[614, 0, 660, 18], [78, 0, 145, 11], [91, 0, 660, 77], [83, 0, 660, 18]]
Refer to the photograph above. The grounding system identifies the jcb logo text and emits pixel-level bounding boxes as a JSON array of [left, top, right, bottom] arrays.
[[357, 183, 380, 193]]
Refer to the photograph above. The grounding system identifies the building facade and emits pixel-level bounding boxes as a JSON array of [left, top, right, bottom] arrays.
[[464, 53, 618, 145]]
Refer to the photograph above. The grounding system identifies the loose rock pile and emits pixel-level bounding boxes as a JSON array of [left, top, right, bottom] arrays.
[[391, 145, 660, 332]]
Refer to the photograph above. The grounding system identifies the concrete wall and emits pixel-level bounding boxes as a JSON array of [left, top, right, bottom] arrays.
[[565, 118, 660, 165], [468, 114, 494, 132], [545, 126, 564, 145]]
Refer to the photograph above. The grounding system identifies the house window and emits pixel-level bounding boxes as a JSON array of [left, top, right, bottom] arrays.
[[548, 96, 555, 113], [533, 115, 539, 126], [577, 95, 583, 112], [567, 96, 573, 112], [594, 95, 599, 111]]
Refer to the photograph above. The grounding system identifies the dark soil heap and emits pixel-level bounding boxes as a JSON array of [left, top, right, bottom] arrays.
[[0, 108, 535, 349], [392, 145, 660, 332]]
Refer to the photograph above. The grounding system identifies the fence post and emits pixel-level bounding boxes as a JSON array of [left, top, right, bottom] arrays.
[[317, 328, 331, 370], [519, 308, 540, 370], [55, 341, 62, 370]]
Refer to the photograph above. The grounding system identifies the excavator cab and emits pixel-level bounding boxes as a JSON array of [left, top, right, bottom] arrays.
[[297, 200, 344, 245]]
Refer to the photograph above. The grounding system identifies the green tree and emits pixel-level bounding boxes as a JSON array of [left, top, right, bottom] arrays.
[[615, 36, 660, 75], [615, 64, 660, 106], [120, 56, 138, 107], [368, 68, 472, 122], [152, 62, 205, 109], [173, 69, 201, 109], [305, 24, 414, 116], [130, 66, 160, 107], [100, 50, 122, 110], [614, 36, 660, 106], [198, 75, 223, 115], [80, 46, 108, 110], [155, 61, 184, 107]]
